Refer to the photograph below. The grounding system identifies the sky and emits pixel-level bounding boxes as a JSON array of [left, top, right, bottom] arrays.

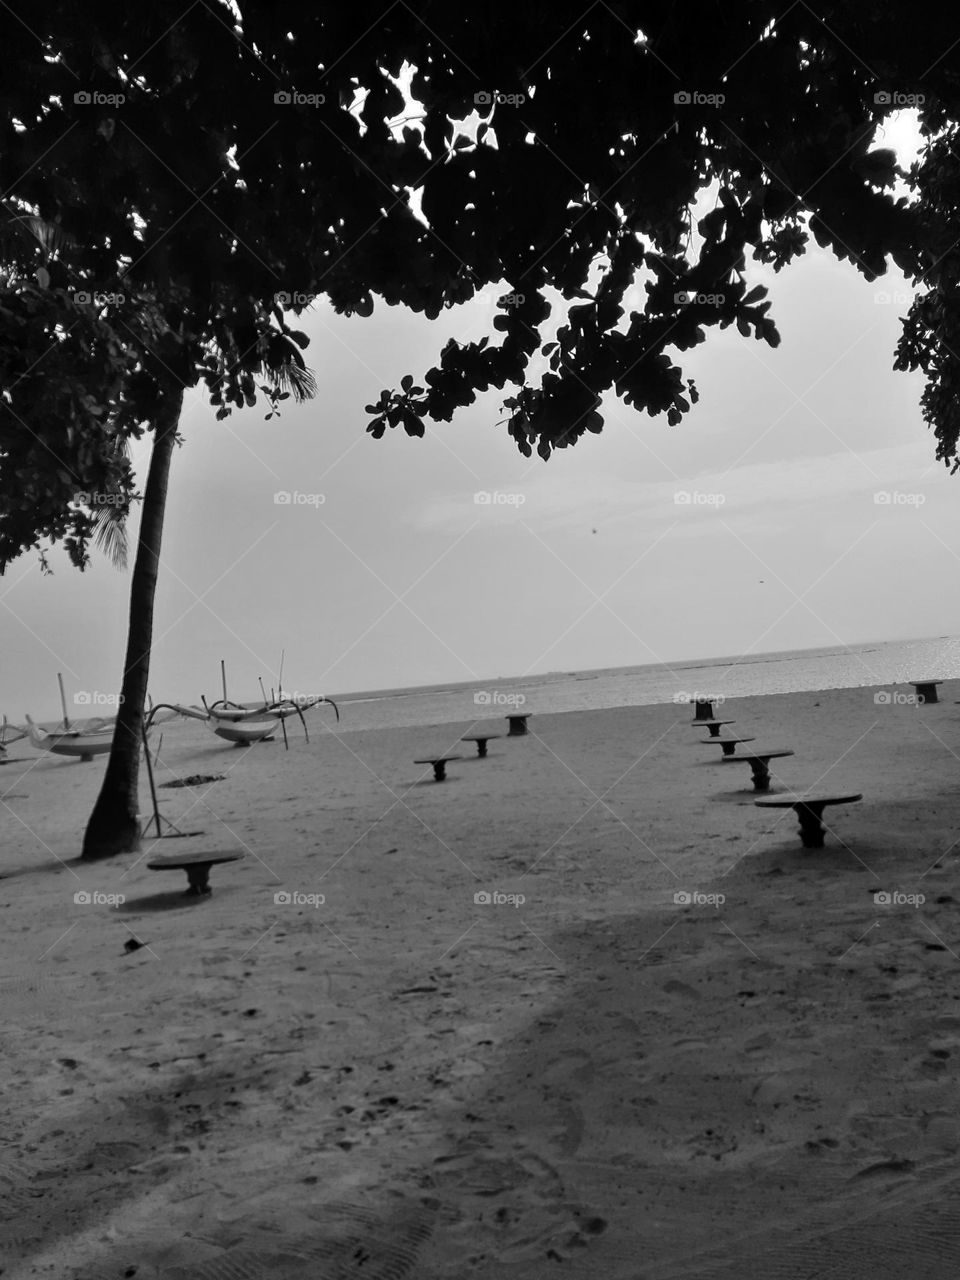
[[4, 115, 960, 721]]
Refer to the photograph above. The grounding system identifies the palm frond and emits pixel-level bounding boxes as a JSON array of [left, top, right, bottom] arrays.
[[0, 208, 74, 263], [91, 504, 128, 569], [274, 359, 318, 402], [25, 215, 73, 258], [88, 434, 132, 570], [262, 333, 318, 402]]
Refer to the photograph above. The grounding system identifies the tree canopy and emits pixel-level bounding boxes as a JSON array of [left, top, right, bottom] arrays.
[[2, 0, 960, 571]]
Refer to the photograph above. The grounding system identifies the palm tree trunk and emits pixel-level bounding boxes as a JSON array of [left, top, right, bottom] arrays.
[[81, 381, 183, 860]]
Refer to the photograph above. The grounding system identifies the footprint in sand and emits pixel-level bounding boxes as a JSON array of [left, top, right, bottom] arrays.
[[552, 1101, 585, 1157], [431, 1149, 565, 1203], [0, 1159, 49, 1222], [538, 1048, 596, 1089], [850, 1157, 916, 1180], [662, 978, 701, 999], [155, 1197, 437, 1280]]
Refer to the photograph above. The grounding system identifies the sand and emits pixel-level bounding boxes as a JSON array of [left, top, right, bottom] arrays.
[[2, 685, 960, 1278]]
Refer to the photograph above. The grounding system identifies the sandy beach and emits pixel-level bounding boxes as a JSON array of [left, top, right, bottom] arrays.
[[3, 684, 960, 1278]]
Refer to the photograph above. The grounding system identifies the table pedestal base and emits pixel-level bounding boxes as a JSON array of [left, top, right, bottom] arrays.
[[796, 804, 827, 848]]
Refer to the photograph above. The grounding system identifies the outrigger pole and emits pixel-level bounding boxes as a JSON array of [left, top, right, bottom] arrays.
[[57, 673, 70, 731]]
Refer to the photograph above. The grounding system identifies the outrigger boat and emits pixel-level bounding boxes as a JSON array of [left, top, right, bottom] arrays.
[[24, 714, 115, 762], [145, 694, 338, 747], [22, 673, 121, 761], [203, 694, 338, 724]]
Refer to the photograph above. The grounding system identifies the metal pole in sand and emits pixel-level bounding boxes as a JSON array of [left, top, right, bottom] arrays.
[[142, 721, 162, 837], [276, 687, 290, 752], [277, 651, 291, 749], [141, 724, 188, 838], [57, 672, 70, 731]]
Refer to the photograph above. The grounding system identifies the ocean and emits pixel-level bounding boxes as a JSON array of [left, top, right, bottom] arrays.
[[327, 636, 960, 732]]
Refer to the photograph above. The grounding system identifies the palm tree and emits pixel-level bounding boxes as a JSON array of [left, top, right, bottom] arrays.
[[80, 326, 318, 859]]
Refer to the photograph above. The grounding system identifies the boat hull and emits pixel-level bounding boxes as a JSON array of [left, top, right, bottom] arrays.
[[43, 737, 114, 759], [210, 720, 277, 745], [25, 718, 115, 760]]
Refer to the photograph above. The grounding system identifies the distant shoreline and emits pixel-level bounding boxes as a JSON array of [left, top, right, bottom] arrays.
[[326, 635, 939, 707]]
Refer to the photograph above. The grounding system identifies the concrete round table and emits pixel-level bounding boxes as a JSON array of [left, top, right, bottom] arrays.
[[147, 849, 245, 895], [910, 680, 942, 704], [462, 733, 503, 758], [415, 755, 462, 781], [692, 718, 735, 738], [699, 734, 756, 757], [505, 713, 531, 736], [692, 699, 716, 722], [722, 748, 794, 792], [755, 791, 862, 848]]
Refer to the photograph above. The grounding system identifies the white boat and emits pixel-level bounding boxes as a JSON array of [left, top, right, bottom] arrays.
[[24, 714, 115, 761]]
